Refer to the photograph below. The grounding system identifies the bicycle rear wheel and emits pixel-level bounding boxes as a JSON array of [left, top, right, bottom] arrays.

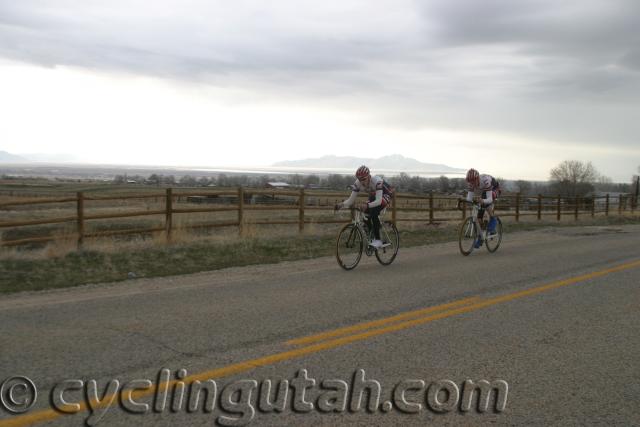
[[458, 217, 477, 256], [375, 221, 399, 266], [485, 217, 503, 253], [336, 224, 364, 270]]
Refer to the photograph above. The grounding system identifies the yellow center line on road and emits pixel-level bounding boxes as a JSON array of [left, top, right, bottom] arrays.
[[286, 297, 482, 346], [2, 258, 639, 427]]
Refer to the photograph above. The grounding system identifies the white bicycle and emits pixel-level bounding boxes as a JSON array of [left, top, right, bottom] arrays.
[[457, 200, 503, 256], [335, 207, 399, 270]]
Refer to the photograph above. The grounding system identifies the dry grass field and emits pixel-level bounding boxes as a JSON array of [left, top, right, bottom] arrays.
[[1, 180, 638, 293]]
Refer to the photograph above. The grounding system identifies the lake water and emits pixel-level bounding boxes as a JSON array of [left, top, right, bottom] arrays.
[[186, 166, 465, 178]]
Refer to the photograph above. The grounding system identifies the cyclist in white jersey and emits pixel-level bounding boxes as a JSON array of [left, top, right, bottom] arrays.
[[465, 168, 499, 247], [336, 165, 392, 248]]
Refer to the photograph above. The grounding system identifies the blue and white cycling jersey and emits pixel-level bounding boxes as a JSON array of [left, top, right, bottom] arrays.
[[466, 174, 497, 206]]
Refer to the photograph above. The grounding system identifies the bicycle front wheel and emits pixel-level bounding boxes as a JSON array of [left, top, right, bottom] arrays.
[[485, 217, 503, 253], [458, 217, 477, 256], [375, 221, 399, 266], [336, 224, 364, 270]]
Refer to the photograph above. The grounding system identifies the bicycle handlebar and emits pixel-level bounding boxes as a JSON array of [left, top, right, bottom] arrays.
[[457, 198, 482, 211]]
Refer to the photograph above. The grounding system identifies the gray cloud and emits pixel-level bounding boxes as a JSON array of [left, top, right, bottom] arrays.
[[1, 0, 639, 150]]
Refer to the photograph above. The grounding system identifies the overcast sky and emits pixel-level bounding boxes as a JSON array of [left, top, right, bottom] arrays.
[[0, 0, 638, 181]]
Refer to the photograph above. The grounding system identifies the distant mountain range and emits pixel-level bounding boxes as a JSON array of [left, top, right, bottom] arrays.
[[273, 154, 465, 174], [0, 150, 465, 177], [0, 150, 28, 162], [0, 150, 78, 163]]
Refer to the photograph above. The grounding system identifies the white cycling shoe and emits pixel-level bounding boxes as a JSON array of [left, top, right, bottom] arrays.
[[370, 239, 385, 248]]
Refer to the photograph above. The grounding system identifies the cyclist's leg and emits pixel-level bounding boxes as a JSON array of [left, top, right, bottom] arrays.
[[364, 216, 372, 233], [364, 196, 374, 234], [477, 198, 486, 223], [475, 192, 487, 247], [368, 205, 383, 240], [487, 193, 497, 233], [366, 199, 386, 247]]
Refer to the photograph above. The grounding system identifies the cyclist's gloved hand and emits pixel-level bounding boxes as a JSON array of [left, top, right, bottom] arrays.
[[334, 203, 342, 211]]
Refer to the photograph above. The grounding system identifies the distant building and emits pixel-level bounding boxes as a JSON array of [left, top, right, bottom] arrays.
[[305, 183, 329, 190], [587, 191, 626, 206], [265, 182, 291, 189]]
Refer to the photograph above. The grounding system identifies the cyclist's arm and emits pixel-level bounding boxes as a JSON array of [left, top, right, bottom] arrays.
[[466, 191, 474, 202], [368, 189, 384, 208], [481, 191, 494, 206], [340, 191, 358, 208]]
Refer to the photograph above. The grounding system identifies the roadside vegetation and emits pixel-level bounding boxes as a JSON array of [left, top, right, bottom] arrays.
[[1, 160, 638, 294], [2, 215, 639, 294]]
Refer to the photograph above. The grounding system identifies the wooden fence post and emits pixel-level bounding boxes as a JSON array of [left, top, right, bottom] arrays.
[[591, 196, 595, 217], [605, 194, 610, 216], [429, 192, 434, 224], [515, 193, 521, 222], [165, 188, 173, 241], [391, 193, 397, 226], [238, 187, 244, 236], [77, 191, 84, 249], [556, 194, 561, 221], [574, 196, 579, 220], [618, 194, 623, 216], [537, 194, 542, 220], [298, 188, 305, 233]]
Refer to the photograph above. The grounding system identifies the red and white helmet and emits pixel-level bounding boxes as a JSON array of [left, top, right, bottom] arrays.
[[466, 168, 480, 185], [355, 165, 370, 180]]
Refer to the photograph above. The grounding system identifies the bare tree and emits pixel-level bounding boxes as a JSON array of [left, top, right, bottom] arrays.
[[147, 174, 161, 186], [179, 175, 197, 187], [197, 176, 211, 187], [394, 173, 411, 192], [326, 174, 352, 190], [549, 160, 599, 197], [515, 180, 532, 195], [551, 160, 599, 182], [289, 174, 304, 186], [593, 174, 614, 192], [597, 175, 613, 185], [438, 175, 450, 193]]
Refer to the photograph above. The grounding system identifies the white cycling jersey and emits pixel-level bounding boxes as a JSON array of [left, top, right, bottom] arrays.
[[341, 175, 389, 209], [466, 174, 495, 205]]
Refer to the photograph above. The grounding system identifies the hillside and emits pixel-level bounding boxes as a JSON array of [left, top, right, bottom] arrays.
[[0, 150, 28, 163], [273, 154, 464, 174]]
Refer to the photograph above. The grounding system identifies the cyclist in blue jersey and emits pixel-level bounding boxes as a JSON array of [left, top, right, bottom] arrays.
[[465, 168, 500, 248]]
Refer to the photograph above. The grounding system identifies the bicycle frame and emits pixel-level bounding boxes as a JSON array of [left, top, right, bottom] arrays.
[[350, 208, 389, 241], [458, 198, 503, 256], [462, 201, 499, 244], [336, 206, 398, 269], [470, 203, 483, 234]]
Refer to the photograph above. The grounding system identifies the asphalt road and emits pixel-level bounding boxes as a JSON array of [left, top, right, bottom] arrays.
[[1, 224, 639, 426]]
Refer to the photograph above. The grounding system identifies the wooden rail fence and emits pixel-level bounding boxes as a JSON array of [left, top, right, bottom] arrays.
[[0, 188, 637, 248]]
